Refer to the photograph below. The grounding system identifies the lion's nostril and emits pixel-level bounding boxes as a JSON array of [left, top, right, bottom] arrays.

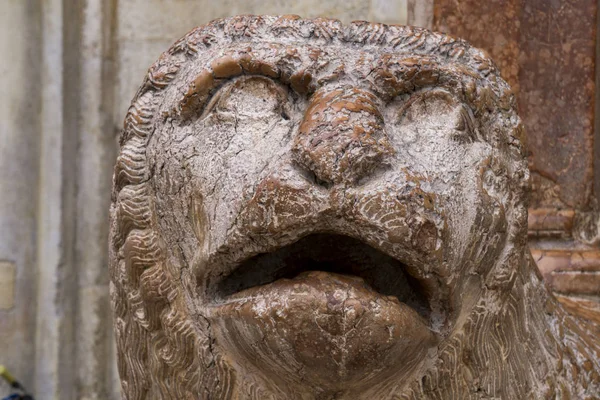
[[293, 87, 394, 185]]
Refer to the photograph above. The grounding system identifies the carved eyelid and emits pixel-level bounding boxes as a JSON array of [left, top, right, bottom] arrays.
[[177, 72, 305, 124], [198, 75, 291, 120], [175, 48, 321, 122], [394, 88, 478, 142]]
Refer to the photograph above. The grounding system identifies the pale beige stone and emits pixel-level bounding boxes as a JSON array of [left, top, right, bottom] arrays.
[[0, 262, 16, 310], [370, 0, 408, 24]]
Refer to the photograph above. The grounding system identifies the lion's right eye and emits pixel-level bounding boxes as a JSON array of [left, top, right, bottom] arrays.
[[201, 76, 291, 122]]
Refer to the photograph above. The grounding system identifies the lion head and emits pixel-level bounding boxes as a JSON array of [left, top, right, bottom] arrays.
[[109, 16, 599, 399]]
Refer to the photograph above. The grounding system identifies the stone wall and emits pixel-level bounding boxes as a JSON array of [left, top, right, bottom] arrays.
[[0, 0, 596, 399]]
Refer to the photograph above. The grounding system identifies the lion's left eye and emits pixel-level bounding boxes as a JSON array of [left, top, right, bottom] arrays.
[[391, 88, 476, 145]]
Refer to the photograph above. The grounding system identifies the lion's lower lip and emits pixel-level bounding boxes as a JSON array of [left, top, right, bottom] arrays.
[[210, 270, 431, 331], [209, 270, 430, 330], [218, 270, 406, 306], [207, 270, 437, 387], [210, 233, 432, 319]]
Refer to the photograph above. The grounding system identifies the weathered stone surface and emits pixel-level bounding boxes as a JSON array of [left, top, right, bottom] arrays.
[[110, 16, 600, 399]]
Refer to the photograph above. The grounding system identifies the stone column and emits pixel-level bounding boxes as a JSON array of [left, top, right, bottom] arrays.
[[0, 0, 42, 394]]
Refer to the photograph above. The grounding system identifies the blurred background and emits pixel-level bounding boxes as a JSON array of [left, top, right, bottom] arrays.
[[0, 0, 598, 398]]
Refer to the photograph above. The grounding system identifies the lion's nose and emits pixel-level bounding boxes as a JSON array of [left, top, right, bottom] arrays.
[[292, 86, 394, 186]]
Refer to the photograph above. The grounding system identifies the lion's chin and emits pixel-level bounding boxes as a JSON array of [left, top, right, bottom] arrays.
[[208, 270, 437, 395]]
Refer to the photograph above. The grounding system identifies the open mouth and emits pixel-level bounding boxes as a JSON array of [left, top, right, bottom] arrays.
[[205, 233, 443, 390], [211, 233, 433, 321]]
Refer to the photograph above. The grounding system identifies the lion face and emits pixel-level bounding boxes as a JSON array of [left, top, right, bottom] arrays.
[[112, 16, 526, 399]]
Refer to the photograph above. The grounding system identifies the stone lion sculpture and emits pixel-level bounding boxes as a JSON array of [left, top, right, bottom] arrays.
[[109, 15, 600, 399]]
